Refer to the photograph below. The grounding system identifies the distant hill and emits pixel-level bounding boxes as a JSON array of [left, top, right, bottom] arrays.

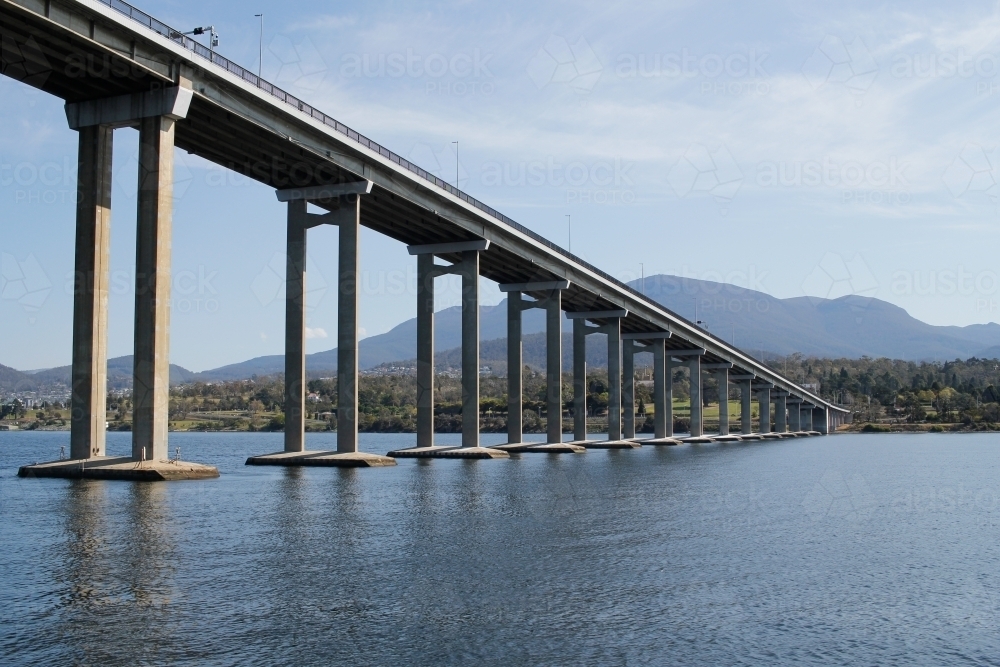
[[16, 275, 1000, 387], [28, 356, 196, 390], [637, 274, 1000, 361], [0, 362, 37, 393]]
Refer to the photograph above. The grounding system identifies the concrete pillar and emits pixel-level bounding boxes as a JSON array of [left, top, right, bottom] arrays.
[[416, 254, 435, 448], [653, 340, 667, 439], [546, 290, 562, 444], [70, 124, 113, 460], [814, 406, 828, 434], [689, 357, 703, 437], [758, 387, 771, 433], [775, 394, 787, 432], [573, 318, 587, 441], [131, 115, 175, 463], [283, 200, 307, 453], [622, 339, 635, 439], [715, 369, 729, 435], [741, 381, 752, 435], [336, 197, 360, 453], [803, 406, 814, 431], [461, 250, 480, 447], [665, 357, 675, 437], [507, 291, 523, 445], [788, 402, 801, 431], [607, 319, 622, 441]]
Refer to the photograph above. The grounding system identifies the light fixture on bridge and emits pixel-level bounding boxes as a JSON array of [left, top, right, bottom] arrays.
[[176, 25, 220, 50]]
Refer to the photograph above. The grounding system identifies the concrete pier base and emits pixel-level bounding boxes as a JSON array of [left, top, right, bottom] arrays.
[[713, 434, 744, 442], [571, 439, 641, 449], [521, 442, 586, 453], [761, 433, 783, 440], [490, 441, 584, 453], [246, 450, 395, 467], [633, 437, 683, 445], [490, 441, 543, 452], [680, 436, 715, 444], [740, 434, 764, 441], [18, 456, 219, 481], [387, 446, 510, 459]]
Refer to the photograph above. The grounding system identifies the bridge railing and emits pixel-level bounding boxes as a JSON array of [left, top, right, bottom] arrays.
[[94, 0, 804, 383]]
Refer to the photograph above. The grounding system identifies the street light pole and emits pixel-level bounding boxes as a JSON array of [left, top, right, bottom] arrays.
[[452, 141, 459, 188], [566, 214, 571, 253], [255, 13, 263, 79]]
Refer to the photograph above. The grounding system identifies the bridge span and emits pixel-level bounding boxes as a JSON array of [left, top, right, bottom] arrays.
[[5, 0, 848, 479]]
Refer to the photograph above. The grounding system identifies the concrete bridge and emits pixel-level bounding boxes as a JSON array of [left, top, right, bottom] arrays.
[[6, 0, 849, 480]]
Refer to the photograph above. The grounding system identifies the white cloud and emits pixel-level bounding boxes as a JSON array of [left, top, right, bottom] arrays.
[[305, 327, 328, 339]]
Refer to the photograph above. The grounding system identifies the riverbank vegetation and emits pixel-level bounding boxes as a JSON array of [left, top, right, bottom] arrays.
[[5, 355, 1000, 433]]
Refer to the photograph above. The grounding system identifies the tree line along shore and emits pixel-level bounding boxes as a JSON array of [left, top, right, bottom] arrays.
[[5, 355, 1000, 434]]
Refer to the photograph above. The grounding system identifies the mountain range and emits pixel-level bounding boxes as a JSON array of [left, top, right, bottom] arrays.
[[6, 274, 1000, 391]]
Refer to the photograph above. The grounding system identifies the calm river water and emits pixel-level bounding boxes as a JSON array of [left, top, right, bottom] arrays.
[[2, 431, 999, 666]]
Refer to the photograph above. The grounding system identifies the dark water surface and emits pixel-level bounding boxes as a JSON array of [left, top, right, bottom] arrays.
[[2, 431, 999, 666]]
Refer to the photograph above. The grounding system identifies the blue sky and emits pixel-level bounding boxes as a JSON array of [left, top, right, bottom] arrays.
[[4, 0, 1000, 370]]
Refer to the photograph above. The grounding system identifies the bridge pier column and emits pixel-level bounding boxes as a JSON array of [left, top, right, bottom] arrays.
[[573, 318, 587, 441], [69, 124, 113, 460], [416, 253, 436, 447], [506, 290, 523, 445], [788, 401, 801, 431], [715, 369, 729, 436], [131, 114, 176, 463], [545, 289, 563, 444], [688, 356, 703, 437], [283, 200, 308, 453], [665, 356, 676, 437], [336, 197, 361, 453], [741, 380, 752, 435], [607, 318, 622, 441], [802, 405, 814, 432], [622, 339, 635, 439], [461, 250, 480, 447], [758, 387, 771, 433], [653, 340, 667, 438], [775, 393, 787, 432], [813, 406, 828, 434]]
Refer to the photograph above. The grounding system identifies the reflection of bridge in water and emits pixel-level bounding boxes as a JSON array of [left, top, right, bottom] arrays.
[[8, 0, 847, 480]]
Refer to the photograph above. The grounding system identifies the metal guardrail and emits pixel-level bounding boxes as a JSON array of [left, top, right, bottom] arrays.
[[94, 0, 833, 404]]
